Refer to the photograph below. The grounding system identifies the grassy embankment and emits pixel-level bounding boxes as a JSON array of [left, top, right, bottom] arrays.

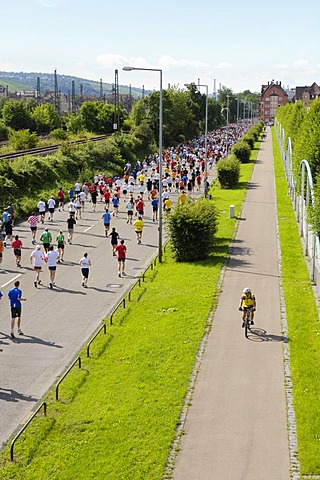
[[272, 128, 320, 476], [0, 148, 259, 480]]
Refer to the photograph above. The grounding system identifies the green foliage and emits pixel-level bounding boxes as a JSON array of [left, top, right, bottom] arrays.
[[231, 140, 251, 163], [8, 129, 38, 150], [241, 133, 255, 149], [31, 103, 60, 134], [65, 113, 85, 134], [2, 99, 34, 130], [167, 198, 219, 262], [50, 128, 69, 141], [217, 155, 241, 188], [80, 101, 123, 134], [0, 121, 9, 140]]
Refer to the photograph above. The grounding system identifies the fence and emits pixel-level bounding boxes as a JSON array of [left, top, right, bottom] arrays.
[[275, 119, 320, 286]]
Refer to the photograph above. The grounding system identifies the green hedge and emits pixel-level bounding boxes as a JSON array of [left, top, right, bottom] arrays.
[[217, 155, 241, 188]]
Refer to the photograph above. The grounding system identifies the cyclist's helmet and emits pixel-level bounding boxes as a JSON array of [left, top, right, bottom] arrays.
[[243, 287, 251, 294]]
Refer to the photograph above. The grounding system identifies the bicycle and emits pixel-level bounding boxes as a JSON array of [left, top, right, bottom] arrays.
[[240, 307, 254, 338]]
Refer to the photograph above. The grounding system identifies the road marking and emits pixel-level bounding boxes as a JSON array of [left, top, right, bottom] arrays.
[[84, 225, 95, 232], [1, 274, 22, 289]]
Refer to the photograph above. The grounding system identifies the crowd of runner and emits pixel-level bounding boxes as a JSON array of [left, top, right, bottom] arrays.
[[0, 121, 252, 338]]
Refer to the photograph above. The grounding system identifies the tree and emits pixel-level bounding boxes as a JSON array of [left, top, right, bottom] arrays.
[[2, 99, 34, 130], [31, 103, 60, 134]]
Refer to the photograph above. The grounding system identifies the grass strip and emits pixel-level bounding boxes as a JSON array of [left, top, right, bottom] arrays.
[[0, 150, 259, 480], [272, 129, 320, 475]]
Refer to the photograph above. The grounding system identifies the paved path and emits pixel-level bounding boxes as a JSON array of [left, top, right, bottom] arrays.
[[172, 129, 291, 479], [0, 171, 214, 450]]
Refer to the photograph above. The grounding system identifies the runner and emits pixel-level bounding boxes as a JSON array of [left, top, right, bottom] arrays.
[[102, 208, 111, 236], [151, 196, 159, 222], [67, 215, 76, 244], [37, 198, 46, 224], [133, 216, 144, 244], [30, 245, 44, 287], [0, 235, 4, 268], [115, 239, 127, 277], [8, 280, 26, 338], [126, 199, 134, 224], [27, 212, 39, 244], [110, 227, 120, 256], [45, 245, 60, 289], [40, 227, 52, 253], [4, 214, 13, 247], [79, 252, 91, 288], [57, 187, 65, 211], [47, 196, 56, 221], [112, 193, 119, 217], [11, 235, 22, 267], [56, 230, 66, 262], [67, 199, 76, 217]]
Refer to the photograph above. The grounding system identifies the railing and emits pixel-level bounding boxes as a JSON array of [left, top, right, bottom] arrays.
[[10, 402, 47, 461], [87, 323, 107, 357], [275, 119, 320, 285], [55, 356, 81, 401]]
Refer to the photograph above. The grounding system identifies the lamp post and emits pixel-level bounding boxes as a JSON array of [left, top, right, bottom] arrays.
[[185, 83, 208, 198], [226, 94, 230, 153], [123, 66, 163, 262]]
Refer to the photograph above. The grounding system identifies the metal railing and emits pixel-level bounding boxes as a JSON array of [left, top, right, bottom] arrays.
[[55, 356, 81, 401], [10, 402, 47, 461], [87, 323, 107, 357]]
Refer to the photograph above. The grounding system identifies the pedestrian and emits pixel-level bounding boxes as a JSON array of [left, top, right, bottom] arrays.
[[47, 196, 56, 221], [57, 187, 65, 211], [126, 199, 134, 224], [133, 216, 144, 244], [112, 193, 119, 217], [79, 252, 91, 288], [110, 227, 120, 256], [67, 215, 76, 244], [7, 204, 15, 226], [30, 245, 44, 287], [1, 209, 9, 232], [67, 199, 76, 217], [68, 186, 75, 201], [37, 198, 46, 224], [56, 230, 65, 262], [75, 195, 82, 219], [136, 197, 145, 218], [40, 227, 52, 253], [27, 212, 39, 244], [164, 197, 173, 214], [8, 280, 26, 338], [102, 208, 111, 236], [115, 239, 127, 277], [45, 245, 60, 289], [151, 197, 159, 222], [90, 187, 98, 212], [11, 235, 22, 267], [4, 214, 13, 247]]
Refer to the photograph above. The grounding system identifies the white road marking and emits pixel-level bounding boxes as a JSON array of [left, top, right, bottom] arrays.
[[1, 274, 22, 288], [84, 225, 95, 232]]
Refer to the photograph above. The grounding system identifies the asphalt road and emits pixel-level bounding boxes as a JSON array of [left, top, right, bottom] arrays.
[[172, 129, 291, 479], [0, 171, 213, 450]]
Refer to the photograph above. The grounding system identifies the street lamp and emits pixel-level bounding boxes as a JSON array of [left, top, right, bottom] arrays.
[[123, 66, 163, 262], [185, 83, 209, 198], [226, 94, 230, 153]]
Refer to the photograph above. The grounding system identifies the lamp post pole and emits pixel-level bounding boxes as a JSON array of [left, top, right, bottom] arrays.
[[185, 83, 208, 197], [123, 66, 163, 262], [226, 94, 230, 153]]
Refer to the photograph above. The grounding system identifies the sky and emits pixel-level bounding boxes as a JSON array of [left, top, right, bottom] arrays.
[[1, 0, 320, 94]]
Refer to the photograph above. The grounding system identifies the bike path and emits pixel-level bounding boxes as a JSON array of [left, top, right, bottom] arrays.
[[172, 129, 291, 479], [0, 174, 214, 450]]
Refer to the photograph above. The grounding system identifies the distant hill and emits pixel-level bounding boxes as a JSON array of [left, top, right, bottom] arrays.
[[0, 71, 143, 98]]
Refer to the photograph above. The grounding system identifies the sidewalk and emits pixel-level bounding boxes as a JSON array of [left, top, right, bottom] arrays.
[[172, 130, 290, 479]]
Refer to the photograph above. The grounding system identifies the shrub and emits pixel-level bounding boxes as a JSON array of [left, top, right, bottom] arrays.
[[231, 141, 251, 163], [241, 133, 255, 149], [167, 198, 219, 262], [217, 155, 241, 188], [0, 121, 9, 140], [8, 129, 38, 150], [50, 128, 69, 141]]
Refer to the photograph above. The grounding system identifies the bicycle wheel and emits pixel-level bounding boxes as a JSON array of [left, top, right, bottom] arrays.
[[244, 313, 250, 338]]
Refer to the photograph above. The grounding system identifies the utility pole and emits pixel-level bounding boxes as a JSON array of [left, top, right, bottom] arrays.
[[36, 76, 41, 105], [99, 78, 103, 101], [142, 85, 145, 99], [71, 80, 76, 113], [54, 69, 59, 114]]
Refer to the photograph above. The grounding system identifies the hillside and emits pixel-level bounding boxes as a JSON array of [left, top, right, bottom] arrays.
[[0, 71, 143, 98]]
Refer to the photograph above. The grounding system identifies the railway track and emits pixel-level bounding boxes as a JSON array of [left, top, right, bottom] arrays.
[[0, 134, 111, 160]]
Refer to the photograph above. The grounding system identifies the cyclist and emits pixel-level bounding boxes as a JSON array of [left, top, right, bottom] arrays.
[[239, 287, 256, 327]]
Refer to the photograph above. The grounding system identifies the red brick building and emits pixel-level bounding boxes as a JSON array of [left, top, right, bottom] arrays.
[[294, 82, 320, 107], [259, 80, 288, 123]]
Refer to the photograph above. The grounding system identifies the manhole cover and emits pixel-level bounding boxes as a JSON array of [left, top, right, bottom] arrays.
[[106, 283, 123, 288]]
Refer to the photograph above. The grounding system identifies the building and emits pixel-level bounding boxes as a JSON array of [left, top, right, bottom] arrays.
[[259, 80, 288, 124], [294, 82, 320, 107]]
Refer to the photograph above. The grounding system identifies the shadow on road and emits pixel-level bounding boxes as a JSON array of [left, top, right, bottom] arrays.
[[10, 334, 63, 348], [0, 388, 38, 403], [247, 327, 288, 343]]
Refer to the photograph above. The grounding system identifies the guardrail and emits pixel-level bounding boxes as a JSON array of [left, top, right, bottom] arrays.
[[87, 323, 107, 357], [55, 356, 81, 401], [10, 402, 47, 461]]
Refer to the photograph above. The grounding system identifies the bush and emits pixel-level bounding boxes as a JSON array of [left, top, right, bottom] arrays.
[[241, 133, 255, 149], [167, 198, 219, 262], [8, 129, 38, 150], [217, 155, 241, 188], [231, 141, 251, 163], [50, 129, 69, 141], [0, 121, 9, 140]]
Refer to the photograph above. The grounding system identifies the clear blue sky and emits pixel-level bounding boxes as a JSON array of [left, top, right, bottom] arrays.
[[1, 0, 319, 93]]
